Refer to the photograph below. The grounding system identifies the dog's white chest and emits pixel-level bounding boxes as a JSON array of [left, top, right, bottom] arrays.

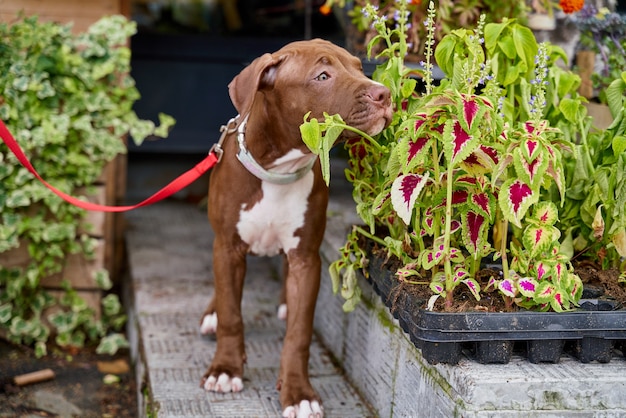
[[236, 157, 315, 256]]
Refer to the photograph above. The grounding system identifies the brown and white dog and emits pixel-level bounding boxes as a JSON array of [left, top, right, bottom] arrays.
[[199, 39, 392, 418]]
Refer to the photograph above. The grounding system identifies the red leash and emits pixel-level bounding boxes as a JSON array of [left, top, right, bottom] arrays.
[[0, 119, 220, 212]]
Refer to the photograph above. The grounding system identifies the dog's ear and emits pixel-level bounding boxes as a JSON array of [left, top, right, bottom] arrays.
[[228, 53, 286, 116]]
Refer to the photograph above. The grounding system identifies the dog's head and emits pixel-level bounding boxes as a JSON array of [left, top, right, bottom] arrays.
[[229, 39, 393, 140]]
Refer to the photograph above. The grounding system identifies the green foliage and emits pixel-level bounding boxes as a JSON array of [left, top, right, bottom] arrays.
[[334, 0, 526, 62], [303, 0, 597, 312], [0, 15, 173, 355], [558, 72, 626, 269]]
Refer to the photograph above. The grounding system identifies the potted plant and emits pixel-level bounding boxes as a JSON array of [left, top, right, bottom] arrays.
[[303, 0, 626, 365], [0, 15, 174, 357], [526, 0, 584, 30], [321, 0, 527, 63], [573, 4, 626, 101]]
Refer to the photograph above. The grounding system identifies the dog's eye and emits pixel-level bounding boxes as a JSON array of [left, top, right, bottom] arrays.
[[315, 72, 330, 81]]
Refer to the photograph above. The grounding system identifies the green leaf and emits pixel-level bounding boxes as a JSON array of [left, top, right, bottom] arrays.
[[101, 294, 122, 317], [559, 98, 582, 124], [96, 333, 129, 355], [605, 76, 625, 118], [300, 113, 320, 154], [0, 303, 12, 324], [328, 261, 341, 295], [94, 269, 112, 290], [154, 112, 176, 138], [34, 341, 47, 358], [613, 135, 626, 156]]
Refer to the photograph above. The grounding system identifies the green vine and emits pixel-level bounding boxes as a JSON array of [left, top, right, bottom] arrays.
[[0, 15, 174, 356]]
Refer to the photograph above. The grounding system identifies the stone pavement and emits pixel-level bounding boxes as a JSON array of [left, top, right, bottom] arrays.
[[124, 162, 374, 417]]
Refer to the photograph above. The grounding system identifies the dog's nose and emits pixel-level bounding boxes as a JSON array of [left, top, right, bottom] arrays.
[[367, 84, 391, 106]]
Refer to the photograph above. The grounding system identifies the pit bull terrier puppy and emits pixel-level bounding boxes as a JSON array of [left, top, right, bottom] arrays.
[[199, 39, 392, 418]]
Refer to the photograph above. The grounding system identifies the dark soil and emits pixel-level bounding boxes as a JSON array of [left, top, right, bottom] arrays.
[[368, 243, 626, 314], [0, 339, 136, 418]]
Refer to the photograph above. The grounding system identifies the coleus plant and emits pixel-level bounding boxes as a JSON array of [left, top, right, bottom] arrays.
[[302, 0, 584, 312]]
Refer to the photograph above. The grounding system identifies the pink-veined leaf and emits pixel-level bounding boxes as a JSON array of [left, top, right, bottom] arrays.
[[414, 115, 426, 131], [423, 207, 435, 234], [533, 201, 559, 226], [553, 262, 567, 284], [514, 147, 548, 189], [408, 136, 430, 164], [470, 192, 494, 221], [523, 121, 536, 134], [498, 278, 517, 298], [478, 145, 499, 165], [522, 138, 540, 161], [535, 261, 551, 281], [461, 96, 480, 130], [534, 282, 556, 304], [461, 211, 487, 256], [517, 277, 538, 298], [450, 219, 461, 234], [463, 278, 481, 301], [570, 274, 584, 300], [443, 119, 479, 166], [485, 276, 498, 290], [396, 266, 420, 281], [454, 266, 469, 282], [450, 247, 465, 263], [391, 172, 430, 224], [461, 145, 499, 175], [436, 190, 469, 209], [421, 248, 442, 270], [523, 225, 555, 258], [499, 178, 536, 227], [429, 281, 445, 295], [371, 191, 390, 216], [551, 291, 565, 312], [456, 175, 478, 187]]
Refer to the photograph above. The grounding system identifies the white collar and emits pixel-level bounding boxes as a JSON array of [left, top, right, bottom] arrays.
[[235, 115, 316, 185]]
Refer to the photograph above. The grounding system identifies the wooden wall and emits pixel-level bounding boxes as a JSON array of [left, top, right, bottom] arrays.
[[0, 0, 130, 32]]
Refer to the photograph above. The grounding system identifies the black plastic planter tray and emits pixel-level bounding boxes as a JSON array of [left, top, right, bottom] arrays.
[[366, 254, 626, 366], [412, 308, 626, 365]]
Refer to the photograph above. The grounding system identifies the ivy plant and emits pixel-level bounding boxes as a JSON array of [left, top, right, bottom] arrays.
[[0, 15, 174, 357]]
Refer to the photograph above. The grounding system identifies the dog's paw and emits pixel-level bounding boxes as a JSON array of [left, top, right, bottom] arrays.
[[202, 373, 244, 393], [277, 303, 288, 321], [282, 400, 323, 418], [200, 313, 218, 335]]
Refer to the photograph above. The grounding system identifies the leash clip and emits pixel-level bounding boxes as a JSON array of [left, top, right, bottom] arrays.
[[210, 116, 240, 163]]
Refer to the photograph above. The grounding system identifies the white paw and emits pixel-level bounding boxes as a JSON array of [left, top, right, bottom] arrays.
[[200, 313, 218, 335], [203, 373, 244, 393], [282, 400, 323, 418], [277, 303, 288, 321]]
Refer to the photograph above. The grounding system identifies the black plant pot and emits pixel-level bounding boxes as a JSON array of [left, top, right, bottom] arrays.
[[366, 253, 626, 366]]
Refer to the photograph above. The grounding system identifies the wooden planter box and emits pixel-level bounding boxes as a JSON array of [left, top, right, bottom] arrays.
[[0, 0, 130, 33], [0, 0, 131, 309], [0, 162, 124, 315]]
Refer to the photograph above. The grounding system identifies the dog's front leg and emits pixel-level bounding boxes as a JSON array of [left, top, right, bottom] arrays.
[[278, 250, 323, 417], [201, 238, 247, 393]]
